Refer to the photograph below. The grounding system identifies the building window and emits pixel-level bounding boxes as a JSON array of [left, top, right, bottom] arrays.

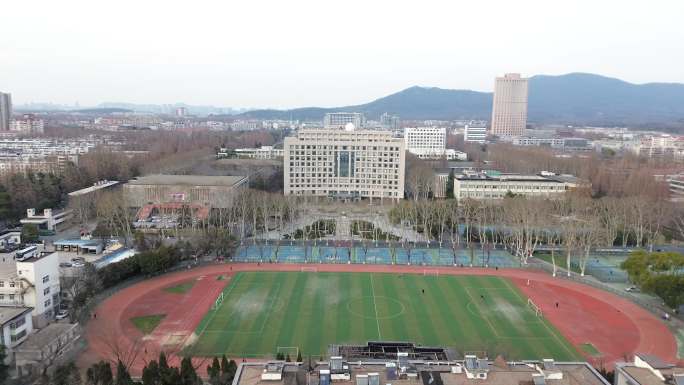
[[0, 281, 3, 287], [9, 294, 15, 301], [42, 275, 49, 283], [44, 299, 51, 307], [44, 287, 50, 295], [9, 282, 15, 288]]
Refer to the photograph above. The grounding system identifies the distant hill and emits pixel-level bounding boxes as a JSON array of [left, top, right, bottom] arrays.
[[74, 107, 133, 114], [237, 73, 684, 129]]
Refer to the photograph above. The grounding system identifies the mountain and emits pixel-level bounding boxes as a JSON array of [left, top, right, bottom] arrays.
[[237, 73, 684, 128]]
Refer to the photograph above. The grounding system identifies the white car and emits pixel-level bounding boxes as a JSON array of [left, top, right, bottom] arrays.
[[71, 261, 85, 268], [56, 310, 69, 320], [625, 286, 639, 292]]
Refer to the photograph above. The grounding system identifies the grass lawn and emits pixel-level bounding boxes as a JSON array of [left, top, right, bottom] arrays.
[[164, 280, 196, 294], [579, 342, 602, 357], [131, 314, 166, 334], [533, 253, 581, 273], [186, 271, 581, 360]]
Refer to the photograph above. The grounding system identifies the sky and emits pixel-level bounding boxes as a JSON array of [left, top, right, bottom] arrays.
[[2, 0, 683, 109]]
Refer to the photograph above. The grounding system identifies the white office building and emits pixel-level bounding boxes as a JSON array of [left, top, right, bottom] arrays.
[[0, 92, 11, 131], [453, 171, 580, 201], [464, 124, 487, 143], [0, 251, 60, 327], [403, 127, 465, 160], [323, 112, 365, 129], [284, 128, 405, 201], [490, 73, 528, 137]]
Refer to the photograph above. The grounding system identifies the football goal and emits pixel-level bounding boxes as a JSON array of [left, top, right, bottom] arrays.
[[276, 346, 300, 361], [212, 291, 225, 310], [300, 267, 318, 273], [527, 298, 543, 318], [423, 269, 440, 277]]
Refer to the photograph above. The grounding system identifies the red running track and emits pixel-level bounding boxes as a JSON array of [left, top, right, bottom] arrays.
[[79, 263, 681, 376]]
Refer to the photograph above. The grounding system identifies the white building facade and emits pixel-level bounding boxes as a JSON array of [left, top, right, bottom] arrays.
[[284, 128, 405, 201], [490, 73, 528, 137], [0, 92, 11, 131], [0, 251, 60, 327], [454, 172, 576, 201], [323, 112, 365, 129], [464, 124, 487, 143], [403, 127, 466, 160]]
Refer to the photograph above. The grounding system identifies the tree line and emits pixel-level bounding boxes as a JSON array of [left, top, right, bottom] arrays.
[[388, 192, 681, 275]]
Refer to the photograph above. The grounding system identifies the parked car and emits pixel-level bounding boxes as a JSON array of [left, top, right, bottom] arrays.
[[625, 286, 640, 292], [59, 262, 73, 268], [56, 309, 69, 320], [71, 257, 85, 263], [71, 261, 85, 268]]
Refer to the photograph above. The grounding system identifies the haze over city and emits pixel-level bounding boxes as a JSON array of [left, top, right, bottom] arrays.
[[2, 0, 684, 108]]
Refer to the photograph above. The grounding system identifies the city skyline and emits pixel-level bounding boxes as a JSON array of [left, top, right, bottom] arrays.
[[2, 0, 684, 108]]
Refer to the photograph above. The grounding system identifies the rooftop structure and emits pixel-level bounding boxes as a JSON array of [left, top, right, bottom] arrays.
[[233, 357, 608, 385], [127, 174, 248, 187], [615, 353, 684, 385], [20, 208, 73, 232], [67, 180, 119, 197], [324, 112, 365, 129]]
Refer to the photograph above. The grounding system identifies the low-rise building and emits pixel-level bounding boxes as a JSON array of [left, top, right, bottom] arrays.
[[13, 322, 81, 377], [0, 307, 33, 367], [324, 112, 365, 129], [124, 174, 248, 225], [454, 171, 581, 201], [615, 353, 683, 385], [20, 208, 73, 232], [217, 146, 284, 160], [233, 356, 608, 385], [0, 231, 21, 250]]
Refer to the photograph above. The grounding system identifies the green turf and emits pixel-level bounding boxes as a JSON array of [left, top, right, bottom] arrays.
[[131, 314, 166, 334], [187, 272, 581, 360], [164, 280, 196, 294], [579, 342, 601, 357]]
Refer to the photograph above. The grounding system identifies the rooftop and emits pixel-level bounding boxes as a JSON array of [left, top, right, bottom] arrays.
[[127, 174, 247, 187], [0, 306, 32, 326], [68, 180, 119, 196], [16, 323, 79, 351], [235, 360, 608, 385]]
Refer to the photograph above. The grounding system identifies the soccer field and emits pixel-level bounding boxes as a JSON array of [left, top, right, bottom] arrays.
[[187, 271, 580, 360]]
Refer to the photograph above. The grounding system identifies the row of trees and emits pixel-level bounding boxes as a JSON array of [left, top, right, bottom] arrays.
[[35, 351, 230, 385], [388, 192, 680, 274]]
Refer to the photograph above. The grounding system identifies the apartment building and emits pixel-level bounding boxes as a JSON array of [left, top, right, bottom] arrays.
[[464, 124, 487, 143], [490, 73, 528, 137], [453, 171, 579, 201], [403, 127, 466, 160], [324, 112, 365, 129], [632, 135, 684, 160], [0, 251, 60, 327], [284, 128, 405, 201], [9, 114, 45, 134], [0, 155, 77, 177]]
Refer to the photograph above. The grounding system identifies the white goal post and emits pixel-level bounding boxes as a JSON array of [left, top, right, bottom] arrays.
[[527, 298, 543, 318], [300, 267, 318, 273], [423, 269, 440, 277], [212, 292, 225, 310]]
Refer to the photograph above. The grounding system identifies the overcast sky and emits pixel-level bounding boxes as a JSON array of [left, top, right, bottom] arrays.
[[2, 0, 683, 109]]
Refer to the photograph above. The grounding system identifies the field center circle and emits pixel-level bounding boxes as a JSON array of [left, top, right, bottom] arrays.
[[346, 296, 406, 319]]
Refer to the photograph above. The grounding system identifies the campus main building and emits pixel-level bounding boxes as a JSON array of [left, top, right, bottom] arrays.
[[284, 128, 405, 202]]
